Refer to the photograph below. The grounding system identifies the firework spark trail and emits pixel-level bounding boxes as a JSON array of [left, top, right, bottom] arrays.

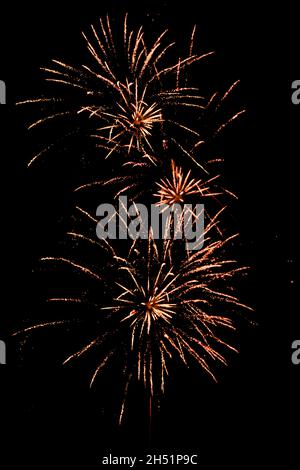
[[12, 320, 71, 337], [40, 256, 102, 281]]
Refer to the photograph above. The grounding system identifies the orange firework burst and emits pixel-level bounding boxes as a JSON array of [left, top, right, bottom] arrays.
[[152, 159, 228, 239], [86, 80, 163, 157], [73, 156, 225, 206], [104, 232, 250, 396], [17, 14, 216, 167], [154, 159, 220, 206], [13, 205, 251, 424]]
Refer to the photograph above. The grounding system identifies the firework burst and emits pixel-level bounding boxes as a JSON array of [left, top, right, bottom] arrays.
[[13, 206, 251, 424], [17, 14, 218, 168], [74, 153, 232, 205], [154, 159, 220, 206], [74, 157, 232, 246], [86, 79, 164, 157], [105, 233, 250, 396]]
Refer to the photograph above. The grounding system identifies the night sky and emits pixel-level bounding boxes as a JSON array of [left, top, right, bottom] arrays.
[[0, 1, 299, 467]]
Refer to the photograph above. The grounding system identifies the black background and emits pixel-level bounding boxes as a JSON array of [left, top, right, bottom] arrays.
[[0, 1, 299, 467]]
